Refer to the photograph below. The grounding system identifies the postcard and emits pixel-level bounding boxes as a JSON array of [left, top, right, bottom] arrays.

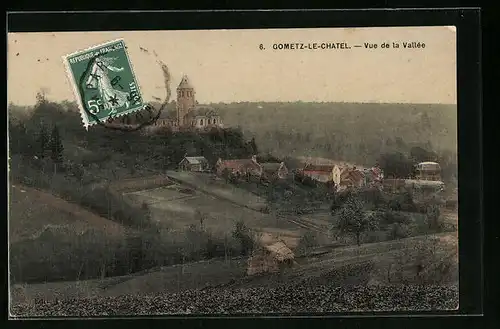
[[8, 26, 459, 317]]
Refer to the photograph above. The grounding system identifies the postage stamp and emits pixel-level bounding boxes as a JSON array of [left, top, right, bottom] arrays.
[[62, 39, 145, 128]]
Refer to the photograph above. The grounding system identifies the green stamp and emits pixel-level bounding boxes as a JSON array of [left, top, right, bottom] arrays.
[[63, 39, 145, 129]]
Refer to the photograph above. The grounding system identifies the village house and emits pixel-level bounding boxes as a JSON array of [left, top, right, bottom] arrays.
[[301, 164, 336, 184], [339, 167, 366, 190], [247, 241, 295, 276], [215, 155, 262, 177], [178, 156, 209, 172], [415, 161, 441, 181], [300, 163, 343, 185], [215, 156, 289, 181]]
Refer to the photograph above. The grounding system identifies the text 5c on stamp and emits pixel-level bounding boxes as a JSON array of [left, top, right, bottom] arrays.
[[63, 39, 145, 129]]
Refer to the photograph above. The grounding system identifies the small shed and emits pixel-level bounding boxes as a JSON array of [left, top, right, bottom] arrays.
[[247, 241, 295, 276], [179, 156, 209, 172]]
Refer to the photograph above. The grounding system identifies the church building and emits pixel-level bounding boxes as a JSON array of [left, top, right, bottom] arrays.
[[150, 75, 223, 131]]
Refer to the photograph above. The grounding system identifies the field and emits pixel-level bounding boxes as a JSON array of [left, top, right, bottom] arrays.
[[166, 170, 268, 210], [10, 232, 458, 315], [122, 174, 306, 244]]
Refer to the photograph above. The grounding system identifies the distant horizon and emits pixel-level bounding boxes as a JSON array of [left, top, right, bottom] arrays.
[[8, 98, 457, 109]]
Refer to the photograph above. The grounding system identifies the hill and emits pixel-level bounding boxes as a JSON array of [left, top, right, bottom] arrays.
[[9, 184, 131, 283], [215, 102, 457, 166], [9, 185, 126, 243], [9, 100, 457, 169]]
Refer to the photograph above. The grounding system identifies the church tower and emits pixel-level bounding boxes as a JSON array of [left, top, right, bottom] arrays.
[[176, 75, 196, 126]]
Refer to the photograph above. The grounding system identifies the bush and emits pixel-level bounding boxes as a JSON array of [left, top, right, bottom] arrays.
[[296, 231, 318, 255], [330, 189, 355, 213], [378, 210, 411, 226], [371, 236, 457, 285], [425, 204, 443, 231], [358, 188, 385, 208], [362, 231, 387, 244], [232, 221, 256, 256], [385, 191, 417, 212], [387, 222, 411, 240]]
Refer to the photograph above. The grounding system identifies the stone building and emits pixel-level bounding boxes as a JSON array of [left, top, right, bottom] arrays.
[[178, 156, 209, 172], [185, 107, 223, 129], [149, 75, 224, 132]]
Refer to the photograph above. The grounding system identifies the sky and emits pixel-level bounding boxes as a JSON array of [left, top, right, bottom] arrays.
[[7, 26, 456, 106]]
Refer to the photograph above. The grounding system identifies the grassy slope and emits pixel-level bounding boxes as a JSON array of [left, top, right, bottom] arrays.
[[10, 232, 457, 306], [9, 184, 131, 283], [9, 184, 126, 243]]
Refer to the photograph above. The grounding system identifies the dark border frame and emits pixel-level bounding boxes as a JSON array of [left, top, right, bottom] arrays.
[[5, 8, 483, 328]]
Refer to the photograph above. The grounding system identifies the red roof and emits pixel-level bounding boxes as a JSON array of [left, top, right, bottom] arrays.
[[218, 159, 260, 170]]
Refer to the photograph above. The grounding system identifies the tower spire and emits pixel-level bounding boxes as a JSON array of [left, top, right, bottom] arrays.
[[176, 74, 196, 126]]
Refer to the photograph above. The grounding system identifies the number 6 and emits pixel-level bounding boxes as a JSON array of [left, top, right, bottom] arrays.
[[87, 99, 99, 114]]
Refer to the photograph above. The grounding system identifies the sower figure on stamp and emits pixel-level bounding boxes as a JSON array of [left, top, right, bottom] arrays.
[[85, 56, 131, 113]]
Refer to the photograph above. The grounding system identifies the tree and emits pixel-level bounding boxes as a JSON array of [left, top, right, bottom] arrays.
[[335, 196, 378, 246], [330, 189, 354, 214], [35, 90, 47, 105], [49, 125, 64, 166], [410, 146, 438, 163], [194, 210, 206, 231], [221, 167, 231, 183], [37, 125, 50, 158], [9, 121, 34, 155], [249, 137, 258, 155], [394, 136, 407, 151], [426, 204, 442, 231], [232, 221, 255, 256], [296, 231, 318, 256], [184, 224, 210, 260], [378, 152, 415, 179], [387, 222, 410, 240]]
